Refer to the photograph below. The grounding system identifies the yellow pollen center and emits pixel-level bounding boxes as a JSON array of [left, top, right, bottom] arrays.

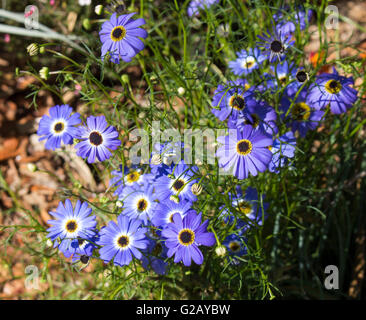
[[236, 139, 253, 156], [244, 113, 260, 128], [66, 220, 78, 233], [111, 26, 126, 42], [229, 95, 245, 111], [54, 122, 65, 133], [325, 79, 342, 94], [137, 198, 148, 212], [178, 229, 195, 246], [117, 235, 129, 248], [229, 241, 241, 252], [238, 201, 252, 215], [292, 102, 311, 121], [126, 171, 140, 183]]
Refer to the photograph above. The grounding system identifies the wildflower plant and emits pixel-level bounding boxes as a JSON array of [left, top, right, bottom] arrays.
[[2, 0, 365, 300]]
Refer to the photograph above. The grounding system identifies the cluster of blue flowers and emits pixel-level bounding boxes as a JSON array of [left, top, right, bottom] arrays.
[[46, 142, 216, 272], [211, 5, 358, 262]]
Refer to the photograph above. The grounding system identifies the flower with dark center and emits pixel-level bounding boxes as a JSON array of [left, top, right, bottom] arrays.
[[162, 211, 216, 267], [229, 48, 266, 76], [98, 215, 148, 267], [223, 234, 247, 265], [217, 126, 272, 180], [211, 79, 256, 122], [154, 161, 198, 203], [46, 199, 97, 256], [308, 67, 358, 114], [257, 28, 294, 62], [37, 104, 81, 151], [99, 12, 147, 64], [121, 184, 157, 224], [75, 115, 121, 163], [296, 70, 309, 83], [152, 199, 191, 228]]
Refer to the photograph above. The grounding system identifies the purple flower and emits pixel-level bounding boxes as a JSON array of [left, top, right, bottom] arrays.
[[211, 79, 255, 122], [187, 0, 219, 17], [308, 67, 358, 114], [223, 234, 247, 265], [75, 115, 121, 163], [216, 126, 273, 180], [47, 199, 97, 255], [97, 215, 149, 267], [228, 48, 266, 76], [281, 89, 325, 137], [141, 238, 168, 275], [151, 199, 192, 228], [269, 131, 297, 173], [37, 104, 81, 150], [257, 27, 294, 63], [154, 161, 198, 203], [120, 184, 158, 224], [228, 100, 278, 137], [274, 7, 313, 36], [162, 211, 216, 266], [99, 12, 147, 64]]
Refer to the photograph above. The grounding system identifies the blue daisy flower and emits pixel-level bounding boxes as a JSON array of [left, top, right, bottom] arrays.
[[223, 233, 248, 265], [257, 27, 294, 63], [308, 67, 358, 114], [99, 12, 147, 64], [141, 238, 168, 275], [269, 131, 297, 173], [154, 161, 199, 203], [151, 199, 192, 228], [110, 165, 154, 196], [216, 126, 273, 180], [47, 199, 97, 255], [187, 0, 219, 17], [228, 100, 278, 137], [97, 215, 149, 267], [37, 104, 81, 151], [211, 79, 255, 122], [281, 89, 325, 137], [61, 233, 100, 264], [161, 211, 216, 267], [228, 48, 266, 76], [75, 115, 121, 163], [120, 184, 157, 224]]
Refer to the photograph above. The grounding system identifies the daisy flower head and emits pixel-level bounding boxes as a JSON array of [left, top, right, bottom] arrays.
[[141, 238, 169, 275], [97, 215, 149, 266], [99, 12, 147, 64], [269, 131, 297, 173], [154, 161, 199, 203], [37, 104, 81, 151], [216, 126, 273, 180], [308, 67, 358, 114], [226, 186, 268, 228], [152, 199, 192, 228], [223, 233, 247, 265], [120, 184, 157, 224], [110, 165, 154, 196], [281, 89, 325, 137], [257, 27, 294, 63], [228, 100, 278, 137], [161, 211, 216, 267], [46, 199, 97, 255], [187, 0, 219, 17], [270, 60, 295, 87], [211, 79, 255, 122], [75, 115, 121, 163], [228, 48, 266, 76]]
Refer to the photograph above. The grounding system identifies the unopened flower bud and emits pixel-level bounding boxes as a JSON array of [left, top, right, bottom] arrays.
[[95, 4, 103, 15], [39, 67, 49, 80], [169, 195, 180, 203], [116, 200, 123, 208], [27, 43, 39, 56], [191, 183, 203, 196], [215, 245, 226, 257], [151, 153, 162, 165], [82, 18, 91, 30], [27, 163, 37, 172], [177, 87, 185, 95], [121, 74, 129, 84]]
